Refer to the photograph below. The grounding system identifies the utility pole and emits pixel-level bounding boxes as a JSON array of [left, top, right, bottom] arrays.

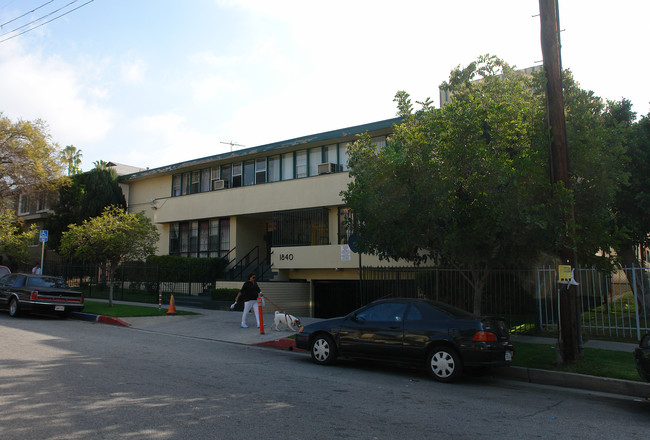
[[539, 0, 580, 363]]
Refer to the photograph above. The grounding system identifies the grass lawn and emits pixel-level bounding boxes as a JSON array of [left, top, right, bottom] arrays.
[[83, 300, 198, 317], [512, 341, 641, 382]]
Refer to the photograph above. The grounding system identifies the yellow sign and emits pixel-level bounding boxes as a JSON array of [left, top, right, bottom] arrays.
[[558, 265, 572, 283]]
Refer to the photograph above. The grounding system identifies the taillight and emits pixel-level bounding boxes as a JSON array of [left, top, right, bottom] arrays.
[[30, 291, 38, 301], [473, 331, 497, 342]]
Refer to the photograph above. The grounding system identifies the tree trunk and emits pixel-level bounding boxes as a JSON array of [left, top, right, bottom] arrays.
[[618, 243, 650, 318]]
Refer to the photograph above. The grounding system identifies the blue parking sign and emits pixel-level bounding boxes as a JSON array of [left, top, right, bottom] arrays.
[[40, 230, 48, 242]]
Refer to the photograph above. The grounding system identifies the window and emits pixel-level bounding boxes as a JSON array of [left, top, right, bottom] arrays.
[[189, 221, 199, 257], [169, 223, 180, 254], [18, 194, 30, 215], [170, 217, 230, 258], [356, 302, 407, 322], [339, 142, 351, 171], [191, 171, 200, 193], [221, 164, 232, 188], [199, 220, 210, 257], [182, 172, 191, 195], [172, 175, 181, 196], [268, 155, 280, 182], [232, 162, 242, 187], [201, 169, 211, 193], [255, 158, 267, 184], [309, 147, 322, 176], [325, 144, 337, 167], [295, 150, 307, 178], [282, 153, 294, 180], [211, 167, 221, 190], [243, 160, 255, 186], [272, 208, 329, 247], [338, 207, 353, 244]]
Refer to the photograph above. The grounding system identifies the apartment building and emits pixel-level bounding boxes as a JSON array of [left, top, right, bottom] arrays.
[[119, 118, 404, 317]]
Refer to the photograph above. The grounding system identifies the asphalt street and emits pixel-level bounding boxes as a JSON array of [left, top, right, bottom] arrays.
[[73, 303, 650, 399]]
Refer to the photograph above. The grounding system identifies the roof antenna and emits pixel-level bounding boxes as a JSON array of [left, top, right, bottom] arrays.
[[220, 141, 245, 152]]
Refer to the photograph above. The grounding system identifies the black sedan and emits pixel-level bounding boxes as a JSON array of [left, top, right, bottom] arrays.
[[295, 298, 514, 382], [0, 273, 84, 317], [634, 333, 650, 382]]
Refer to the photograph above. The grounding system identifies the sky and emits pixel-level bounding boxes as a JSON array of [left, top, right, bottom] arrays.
[[0, 0, 648, 172]]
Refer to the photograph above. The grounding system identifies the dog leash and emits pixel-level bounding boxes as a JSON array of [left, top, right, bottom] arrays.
[[262, 295, 287, 314]]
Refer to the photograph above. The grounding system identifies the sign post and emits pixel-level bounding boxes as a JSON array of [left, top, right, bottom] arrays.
[[39, 230, 48, 274]]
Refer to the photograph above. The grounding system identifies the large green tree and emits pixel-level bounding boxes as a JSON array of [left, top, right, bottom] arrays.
[[59, 206, 159, 306], [0, 207, 38, 265], [608, 102, 650, 316], [0, 114, 64, 200], [46, 167, 127, 249], [342, 55, 623, 315]]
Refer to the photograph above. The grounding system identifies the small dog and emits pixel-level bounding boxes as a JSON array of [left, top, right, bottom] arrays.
[[272, 311, 301, 331]]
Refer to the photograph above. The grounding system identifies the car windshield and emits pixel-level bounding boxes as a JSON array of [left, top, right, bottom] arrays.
[[26, 276, 69, 288]]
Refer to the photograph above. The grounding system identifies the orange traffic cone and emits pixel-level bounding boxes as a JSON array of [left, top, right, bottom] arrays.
[[167, 295, 177, 315]]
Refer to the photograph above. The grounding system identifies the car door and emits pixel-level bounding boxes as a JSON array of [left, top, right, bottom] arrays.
[[337, 301, 407, 359], [0, 274, 19, 307], [402, 301, 451, 360]]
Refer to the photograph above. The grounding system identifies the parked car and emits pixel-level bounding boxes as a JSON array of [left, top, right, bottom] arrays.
[[295, 298, 514, 382], [0, 273, 84, 318], [0, 266, 10, 277], [634, 333, 650, 382]]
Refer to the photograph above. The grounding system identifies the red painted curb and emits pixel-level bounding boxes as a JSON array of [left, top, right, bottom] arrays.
[[97, 315, 132, 327], [254, 338, 304, 352]]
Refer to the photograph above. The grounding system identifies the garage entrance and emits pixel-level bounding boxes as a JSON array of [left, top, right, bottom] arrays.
[[313, 280, 360, 318]]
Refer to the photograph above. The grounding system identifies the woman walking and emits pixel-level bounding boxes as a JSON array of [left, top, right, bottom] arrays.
[[234, 273, 262, 328]]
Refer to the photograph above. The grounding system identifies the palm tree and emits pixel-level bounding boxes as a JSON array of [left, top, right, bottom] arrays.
[[93, 160, 110, 170], [61, 145, 83, 175]]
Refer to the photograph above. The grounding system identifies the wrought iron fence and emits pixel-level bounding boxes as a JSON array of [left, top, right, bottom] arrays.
[[362, 266, 650, 340], [47, 262, 213, 305]]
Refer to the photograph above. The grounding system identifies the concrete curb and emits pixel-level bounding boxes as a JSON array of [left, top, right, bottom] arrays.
[[494, 366, 650, 398], [255, 339, 650, 398], [70, 312, 131, 327]]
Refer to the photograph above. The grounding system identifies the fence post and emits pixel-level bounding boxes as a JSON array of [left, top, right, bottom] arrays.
[[632, 268, 642, 341]]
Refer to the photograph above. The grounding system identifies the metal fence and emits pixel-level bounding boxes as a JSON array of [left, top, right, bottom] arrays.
[[362, 266, 650, 340], [47, 262, 212, 305]]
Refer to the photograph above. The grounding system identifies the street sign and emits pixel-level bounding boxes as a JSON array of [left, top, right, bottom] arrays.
[[39, 230, 48, 242]]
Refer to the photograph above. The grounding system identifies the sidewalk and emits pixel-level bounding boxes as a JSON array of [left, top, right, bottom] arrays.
[[72, 303, 650, 398]]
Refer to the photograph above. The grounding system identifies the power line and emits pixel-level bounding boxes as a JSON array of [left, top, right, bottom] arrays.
[[0, 0, 95, 44], [0, 0, 55, 28]]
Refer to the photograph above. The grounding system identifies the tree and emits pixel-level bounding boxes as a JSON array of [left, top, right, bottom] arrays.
[[59, 206, 159, 306], [0, 206, 38, 265], [45, 167, 127, 249], [0, 114, 64, 200], [61, 145, 83, 175], [342, 55, 623, 315], [609, 104, 650, 317]]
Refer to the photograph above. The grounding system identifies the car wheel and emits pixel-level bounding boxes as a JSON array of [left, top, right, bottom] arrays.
[[311, 334, 338, 365], [8, 297, 20, 317], [427, 346, 462, 382]]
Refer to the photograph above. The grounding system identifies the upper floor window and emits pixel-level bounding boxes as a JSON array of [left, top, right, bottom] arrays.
[[282, 153, 294, 180], [268, 155, 280, 182], [18, 194, 30, 215], [243, 160, 255, 186], [295, 150, 307, 178], [169, 137, 384, 196], [232, 162, 242, 187], [309, 147, 322, 176]]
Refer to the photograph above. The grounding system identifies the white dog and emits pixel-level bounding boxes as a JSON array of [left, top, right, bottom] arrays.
[[272, 311, 302, 331]]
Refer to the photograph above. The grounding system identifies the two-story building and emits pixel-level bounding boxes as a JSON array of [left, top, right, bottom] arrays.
[[120, 118, 404, 317]]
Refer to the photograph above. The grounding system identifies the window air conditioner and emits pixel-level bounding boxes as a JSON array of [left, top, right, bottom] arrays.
[[212, 180, 225, 190], [317, 162, 336, 175]]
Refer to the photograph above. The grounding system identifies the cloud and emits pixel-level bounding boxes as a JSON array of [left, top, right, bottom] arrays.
[[0, 41, 114, 146], [120, 56, 147, 84]]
